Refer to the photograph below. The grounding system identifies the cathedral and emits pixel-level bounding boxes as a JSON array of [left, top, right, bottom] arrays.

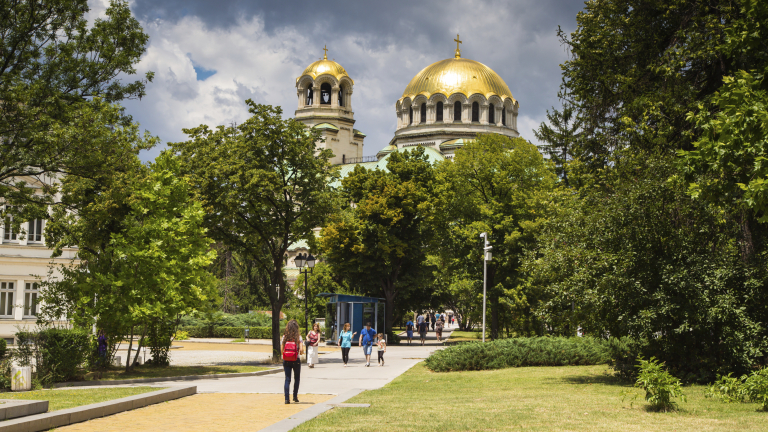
[[285, 36, 521, 277], [294, 36, 520, 172]]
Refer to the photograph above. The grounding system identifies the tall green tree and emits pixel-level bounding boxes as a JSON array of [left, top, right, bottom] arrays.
[[433, 134, 557, 339], [172, 102, 337, 359], [41, 152, 218, 371], [1, 0, 152, 227], [319, 147, 436, 331], [534, 104, 581, 187], [560, 0, 762, 166]]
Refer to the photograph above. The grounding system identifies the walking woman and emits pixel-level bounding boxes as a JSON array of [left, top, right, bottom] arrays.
[[337, 323, 356, 367], [281, 319, 304, 404], [306, 322, 321, 368], [435, 317, 444, 342]]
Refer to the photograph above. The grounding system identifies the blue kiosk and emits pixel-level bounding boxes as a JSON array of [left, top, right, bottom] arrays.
[[318, 293, 385, 345]]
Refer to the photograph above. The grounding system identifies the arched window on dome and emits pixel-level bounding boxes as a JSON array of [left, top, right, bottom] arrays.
[[472, 102, 479, 122], [488, 104, 495, 124], [420, 103, 426, 123], [338, 87, 344, 107], [436, 102, 443, 122], [306, 84, 313, 105], [454, 101, 461, 122], [409, 106, 413, 125], [502, 107, 506, 126], [320, 83, 332, 105]]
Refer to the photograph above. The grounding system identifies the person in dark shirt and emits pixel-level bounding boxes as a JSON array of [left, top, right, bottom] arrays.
[[418, 320, 428, 346]]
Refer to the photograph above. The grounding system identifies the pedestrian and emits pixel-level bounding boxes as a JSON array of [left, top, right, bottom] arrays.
[[418, 319, 428, 345], [430, 312, 436, 331], [358, 322, 377, 367], [435, 317, 444, 342], [405, 318, 414, 345], [376, 333, 387, 366], [281, 319, 304, 404], [306, 322, 321, 368], [417, 313, 424, 326], [97, 330, 107, 367], [337, 323, 356, 367]]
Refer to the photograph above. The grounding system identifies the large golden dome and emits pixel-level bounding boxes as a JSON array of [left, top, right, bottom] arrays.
[[401, 57, 514, 102], [298, 55, 352, 83]]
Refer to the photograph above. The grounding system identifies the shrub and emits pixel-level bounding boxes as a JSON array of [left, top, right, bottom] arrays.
[[178, 312, 272, 328], [706, 373, 746, 403], [178, 326, 272, 339], [0, 338, 6, 360], [606, 336, 645, 380], [146, 320, 174, 366], [11, 328, 91, 384], [425, 337, 610, 372], [741, 368, 768, 411], [174, 330, 190, 341], [635, 357, 686, 411]]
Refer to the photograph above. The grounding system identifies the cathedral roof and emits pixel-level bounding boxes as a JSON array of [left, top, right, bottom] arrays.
[[298, 57, 352, 84], [400, 57, 515, 103]]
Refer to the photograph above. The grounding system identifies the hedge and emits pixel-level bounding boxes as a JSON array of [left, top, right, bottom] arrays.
[[178, 326, 272, 339], [425, 336, 611, 372]]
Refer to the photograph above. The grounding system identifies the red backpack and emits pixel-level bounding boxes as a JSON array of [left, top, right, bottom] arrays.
[[283, 340, 299, 361]]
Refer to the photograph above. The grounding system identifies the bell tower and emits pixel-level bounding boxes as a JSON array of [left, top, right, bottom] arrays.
[[295, 47, 365, 165]]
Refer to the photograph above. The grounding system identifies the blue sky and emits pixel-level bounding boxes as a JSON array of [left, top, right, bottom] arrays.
[[90, 0, 585, 162]]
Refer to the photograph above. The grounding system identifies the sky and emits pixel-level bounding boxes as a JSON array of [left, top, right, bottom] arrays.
[[89, 0, 585, 162]]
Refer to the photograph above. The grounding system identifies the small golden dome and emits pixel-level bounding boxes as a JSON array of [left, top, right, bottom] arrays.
[[298, 57, 352, 84], [401, 57, 515, 103]]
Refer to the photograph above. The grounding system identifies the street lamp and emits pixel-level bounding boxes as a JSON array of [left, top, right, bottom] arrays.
[[479, 232, 492, 342], [295, 252, 316, 334]]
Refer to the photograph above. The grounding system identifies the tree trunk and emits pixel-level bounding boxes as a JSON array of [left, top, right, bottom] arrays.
[[131, 325, 147, 368], [125, 325, 134, 372], [271, 303, 282, 363]]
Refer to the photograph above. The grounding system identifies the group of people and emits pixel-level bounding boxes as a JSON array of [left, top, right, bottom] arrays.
[[280, 319, 387, 404], [405, 312, 452, 345]]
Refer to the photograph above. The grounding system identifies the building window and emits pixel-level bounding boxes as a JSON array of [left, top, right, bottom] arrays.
[[472, 102, 479, 122], [420, 103, 426, 123], [338, 87, 344, 107], [0, 282, 14, 317], [488, 104, 495, 124], [502, 107, 506, 126], [306, 85, 313, 105], [24, 282, 39, 317], [3, 209, 16, 242], [436, 102, 443, 122], [28, 219, 43, 242], [409, 106, 413, 125], [454, 101, 462, 121], [320, 83, 332, 104]]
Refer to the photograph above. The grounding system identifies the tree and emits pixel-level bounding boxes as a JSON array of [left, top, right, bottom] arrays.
[[319, 147, 436, 332], [433, 134, 557, 339], [41, 152, 218, 371], [172, 102, 337, 360], [534, 104, 581, 187], [559, 0, 763, 167], [1, 0, 152, 227]]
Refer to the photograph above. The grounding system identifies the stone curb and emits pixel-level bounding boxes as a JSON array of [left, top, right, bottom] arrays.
[[53, 367, 282, 388], [0, 385, 196, 432], [257, 388, 366, 432]]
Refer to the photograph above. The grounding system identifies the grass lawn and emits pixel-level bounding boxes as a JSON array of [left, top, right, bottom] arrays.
[[448, 330, 482, 343], [0, 387, 161, 411], [293, 363, 767, 432], [84, 364, 269, 381]]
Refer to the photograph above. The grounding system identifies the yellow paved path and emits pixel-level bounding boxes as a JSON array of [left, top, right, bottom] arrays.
[[56, 393, 334, 432]]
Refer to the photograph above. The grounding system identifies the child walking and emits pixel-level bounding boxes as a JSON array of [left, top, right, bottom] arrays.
[[376, 333, 387, 366]]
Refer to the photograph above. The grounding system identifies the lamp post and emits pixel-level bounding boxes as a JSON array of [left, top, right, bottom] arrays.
[[479, 233, 492, 342], [294, 252, 316, 334]]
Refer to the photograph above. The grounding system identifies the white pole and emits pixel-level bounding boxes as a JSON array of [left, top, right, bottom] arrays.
[[480, 233, 488, 343]]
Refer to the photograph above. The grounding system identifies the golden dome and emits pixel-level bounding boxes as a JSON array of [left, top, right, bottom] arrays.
[[297, 54, 352, 84], [401, 57, 515, 103]]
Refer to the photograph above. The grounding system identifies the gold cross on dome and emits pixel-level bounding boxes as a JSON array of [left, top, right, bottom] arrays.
[[454, 34, 462, 58], [323, 45, 328, 60]]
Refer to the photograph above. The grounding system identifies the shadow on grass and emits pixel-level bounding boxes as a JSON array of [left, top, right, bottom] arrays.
[[547, 371, 632, 387]]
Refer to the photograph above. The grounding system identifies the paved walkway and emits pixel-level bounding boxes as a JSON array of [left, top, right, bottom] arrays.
[[67, 327, 453, 431]]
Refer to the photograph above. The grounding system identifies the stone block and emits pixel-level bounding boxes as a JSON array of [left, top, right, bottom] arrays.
[[111, 356, 122, 367], [10, 366, 31, 392]]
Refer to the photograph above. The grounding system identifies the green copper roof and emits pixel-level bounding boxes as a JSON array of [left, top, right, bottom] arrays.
[[314, 123, 339, 131], [287, 239, 309, 251], [353, 129, 366, 137]]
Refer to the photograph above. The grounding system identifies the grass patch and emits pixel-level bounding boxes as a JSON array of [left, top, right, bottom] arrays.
[[293, 364, 767, 432], [0, 387, 161, 411], [231, 337, 246, 343], [84, 364, 269, 381], [448, 330, 482, 342]]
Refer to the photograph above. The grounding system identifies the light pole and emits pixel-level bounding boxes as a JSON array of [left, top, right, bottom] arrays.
[[294, 252, 316, 335], [479, 232, 492, 342]]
